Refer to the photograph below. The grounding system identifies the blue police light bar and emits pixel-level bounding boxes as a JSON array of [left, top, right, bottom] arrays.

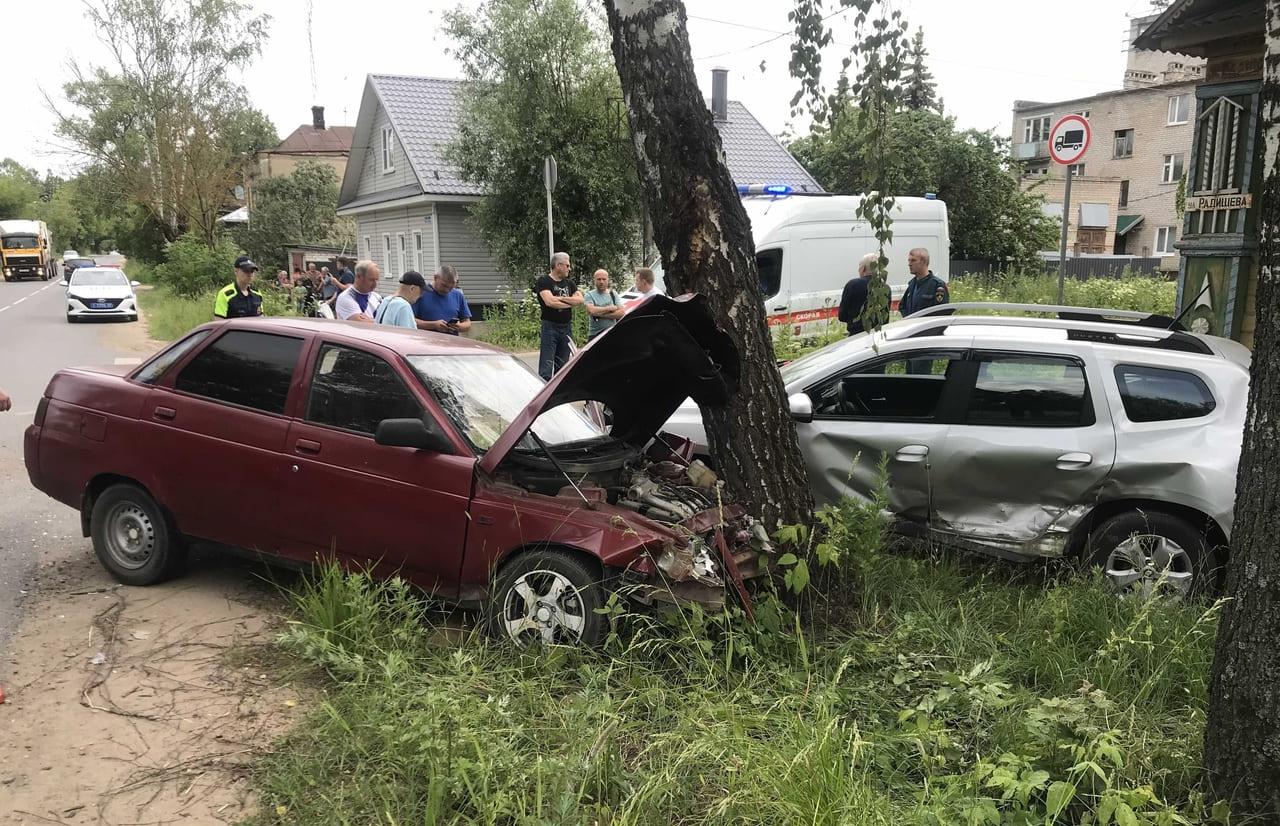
[[737, 183, 793, 196], [924, 192, 937, 200]]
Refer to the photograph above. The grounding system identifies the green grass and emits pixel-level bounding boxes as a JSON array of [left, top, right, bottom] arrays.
[[249, 544, 1220, 826], [949, 271, 1177, 316], [137, 283, 216, 341], [138, 282, 298, 342]]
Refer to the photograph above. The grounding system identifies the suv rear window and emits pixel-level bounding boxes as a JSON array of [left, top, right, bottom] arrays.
[[966, 354, 1094, 427], [1115, 365, 1216, 422]]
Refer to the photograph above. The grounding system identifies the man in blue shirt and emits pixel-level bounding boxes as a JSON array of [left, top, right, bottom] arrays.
[[414, 264, 472, 335]]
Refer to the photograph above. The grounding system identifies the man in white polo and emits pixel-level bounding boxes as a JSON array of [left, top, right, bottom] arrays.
[[335, 260, 382, 323]]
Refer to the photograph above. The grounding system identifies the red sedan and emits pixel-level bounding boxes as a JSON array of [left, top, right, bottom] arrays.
[[24, 295, 771, 646]]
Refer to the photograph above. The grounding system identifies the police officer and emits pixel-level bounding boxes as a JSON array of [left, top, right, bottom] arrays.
[[899, 248, 949, 317], [214, 255, 264, 319]]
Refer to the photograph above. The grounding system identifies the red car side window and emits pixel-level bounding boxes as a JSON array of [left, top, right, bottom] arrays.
[[174, 330, 304, 415]]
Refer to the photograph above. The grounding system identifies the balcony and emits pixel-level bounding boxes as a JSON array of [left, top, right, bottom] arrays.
[[1014, 141, 1049, 160]]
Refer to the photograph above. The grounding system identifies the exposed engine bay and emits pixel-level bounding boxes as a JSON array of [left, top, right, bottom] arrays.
[[501, 434, 774, 610]]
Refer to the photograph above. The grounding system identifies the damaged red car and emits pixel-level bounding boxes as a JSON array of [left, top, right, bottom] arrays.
[[24, 294, 771, 646]]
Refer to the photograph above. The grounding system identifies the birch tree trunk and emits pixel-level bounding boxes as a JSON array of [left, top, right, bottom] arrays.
[[601, 0, 815, 529], [1203, 3, 1280, 818]]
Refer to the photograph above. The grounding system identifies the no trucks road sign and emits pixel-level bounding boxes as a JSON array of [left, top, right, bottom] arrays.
[[1049, 114, 1091, 166]]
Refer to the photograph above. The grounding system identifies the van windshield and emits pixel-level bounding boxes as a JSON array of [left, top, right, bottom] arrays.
[[758, 248, 783, 298]]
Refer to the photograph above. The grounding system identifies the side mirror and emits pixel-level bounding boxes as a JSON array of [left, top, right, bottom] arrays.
[[788, 392, 813, 424], [374, 416, 455, 454], [58, 279, 68, 287], [130, 280, 141, 287]]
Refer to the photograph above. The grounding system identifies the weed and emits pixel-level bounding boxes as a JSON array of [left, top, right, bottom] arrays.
[[251, 524, 1220, 825]]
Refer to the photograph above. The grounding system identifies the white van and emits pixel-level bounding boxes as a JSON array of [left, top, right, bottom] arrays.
[[633, 193, 950, 337]]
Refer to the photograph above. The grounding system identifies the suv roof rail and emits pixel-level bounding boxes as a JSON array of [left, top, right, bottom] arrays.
[[912, 302, 1186, 332]]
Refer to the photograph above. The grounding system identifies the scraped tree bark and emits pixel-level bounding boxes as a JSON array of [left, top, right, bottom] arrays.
[[1204, 3, 1280, 818], [602, 0, 814, 528]]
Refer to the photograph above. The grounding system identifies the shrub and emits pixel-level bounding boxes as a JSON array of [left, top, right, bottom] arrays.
[[155, 233, 241, 299], [950, 271, 1177, 316]]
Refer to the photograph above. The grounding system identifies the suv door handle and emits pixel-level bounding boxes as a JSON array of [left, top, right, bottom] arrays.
[[895, 444, 929, 463], [772, 305, 788, 312], [295, 439, 322, 455], [153, 406, 176, 421], [1056, 451, 1093, 470]]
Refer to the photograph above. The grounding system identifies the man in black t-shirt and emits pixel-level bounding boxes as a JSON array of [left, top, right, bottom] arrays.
[[534, 251, 584, 380]]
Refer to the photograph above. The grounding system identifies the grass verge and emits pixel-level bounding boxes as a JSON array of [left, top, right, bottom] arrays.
[[137, 283, 214, 342], [249, 548, 1219, 825]]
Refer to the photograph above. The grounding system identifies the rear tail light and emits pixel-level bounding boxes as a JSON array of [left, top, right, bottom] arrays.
[[34, 396, 50, 427]]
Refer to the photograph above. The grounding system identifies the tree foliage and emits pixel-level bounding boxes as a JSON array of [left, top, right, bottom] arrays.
[[230, 161, 352, 272], [790, 106, 1058, 269], [0, 159, 41, 220], [55, 0, 276, 245], [445, 0, 639, 282]]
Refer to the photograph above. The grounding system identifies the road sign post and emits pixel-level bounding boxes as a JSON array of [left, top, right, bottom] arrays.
[[543, 156, 558, 264], [1047, 114, 1092, 304]]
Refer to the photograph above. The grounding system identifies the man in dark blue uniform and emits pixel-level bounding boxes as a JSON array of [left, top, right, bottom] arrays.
[[899, 247, 949, 317]]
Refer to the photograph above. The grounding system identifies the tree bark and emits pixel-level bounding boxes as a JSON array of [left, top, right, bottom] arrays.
[[1204, 3, 1280, 818], [601, 0, 815, 528]]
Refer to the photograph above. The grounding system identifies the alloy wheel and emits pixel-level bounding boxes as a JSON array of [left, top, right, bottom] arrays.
[[499, 569, 587, 646], [1104, 533, 1194, 599]]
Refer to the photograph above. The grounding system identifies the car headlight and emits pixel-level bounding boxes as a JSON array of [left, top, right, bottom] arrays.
[[67, 293, 85, 302]]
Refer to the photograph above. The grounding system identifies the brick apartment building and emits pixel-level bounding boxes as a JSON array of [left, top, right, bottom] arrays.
[[1010, 14, 1202, 263]]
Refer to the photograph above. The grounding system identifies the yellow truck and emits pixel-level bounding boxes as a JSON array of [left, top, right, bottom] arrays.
[[0, 219, 56, 282]]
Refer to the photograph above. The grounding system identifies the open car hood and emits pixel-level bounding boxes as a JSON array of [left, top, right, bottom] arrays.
[[478, 293, 738, 475]]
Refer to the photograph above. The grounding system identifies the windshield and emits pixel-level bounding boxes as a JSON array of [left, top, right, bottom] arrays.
[[779, 333, 875, 388], [407, 354, 605, 452], [2, 235, 38, 250], [70, 269, 128, 287]]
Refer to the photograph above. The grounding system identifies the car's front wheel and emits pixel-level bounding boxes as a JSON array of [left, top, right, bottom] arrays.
[[488, 550, 604, 647], [90, 483, 186, 586], [1087, 510, 1213, 599]]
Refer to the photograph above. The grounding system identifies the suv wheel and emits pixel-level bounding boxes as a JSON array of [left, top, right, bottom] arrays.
[[488, 550, 604, 647], [1087, 510, 1212, 599], [90, 483, 186, 586]]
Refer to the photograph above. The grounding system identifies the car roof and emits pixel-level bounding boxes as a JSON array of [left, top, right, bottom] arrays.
[[69, 267, 124, 276], [213, 317, 509, 357], [879, 312, 1247, 369]]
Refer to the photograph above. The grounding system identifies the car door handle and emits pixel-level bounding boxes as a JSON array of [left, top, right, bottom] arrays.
[[895, 444, 929, 463], [1056, 451, 1093, 470], [295, 439, 322, 455], [772, 305, 788, 312], [153, 406, 176, 421]]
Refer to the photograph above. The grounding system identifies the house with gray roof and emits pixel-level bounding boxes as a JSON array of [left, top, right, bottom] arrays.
[[338, 71, 822, 305]]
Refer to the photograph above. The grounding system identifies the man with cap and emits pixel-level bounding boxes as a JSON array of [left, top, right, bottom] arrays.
[[214, 255, 264, 319], [376, 271, 426, 330]]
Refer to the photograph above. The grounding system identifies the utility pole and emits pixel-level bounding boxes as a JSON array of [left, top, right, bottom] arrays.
[[543, 156, 557, 263]]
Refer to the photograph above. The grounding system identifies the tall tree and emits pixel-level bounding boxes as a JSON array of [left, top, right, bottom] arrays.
[[790, 108, 1058, 268], [445, 0, 640, 280], [231, 161, 352, 271], [601, 0, 813, 528], [1203, 1, 1280, 817], [0, 159, 41, 220], [54, 0, 275, 243], [902, 27, 939, 112]]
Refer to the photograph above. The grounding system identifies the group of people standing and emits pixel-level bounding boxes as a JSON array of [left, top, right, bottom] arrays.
[[533, 251, 662, 380], [837, 247, 950, 335], [214, 255, 473, 335]]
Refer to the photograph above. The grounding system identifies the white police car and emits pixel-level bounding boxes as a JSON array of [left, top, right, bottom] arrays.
[[61, 267, 141, 323]]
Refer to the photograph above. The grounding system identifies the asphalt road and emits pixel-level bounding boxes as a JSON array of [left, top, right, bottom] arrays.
[[0, 275, 154, 665]]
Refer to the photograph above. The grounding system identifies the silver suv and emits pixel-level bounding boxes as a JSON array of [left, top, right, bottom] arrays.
[[663, 303, 1251, 596]]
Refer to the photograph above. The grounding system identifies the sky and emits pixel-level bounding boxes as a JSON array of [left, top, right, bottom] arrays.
[[5, 0, 1165, 176]]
